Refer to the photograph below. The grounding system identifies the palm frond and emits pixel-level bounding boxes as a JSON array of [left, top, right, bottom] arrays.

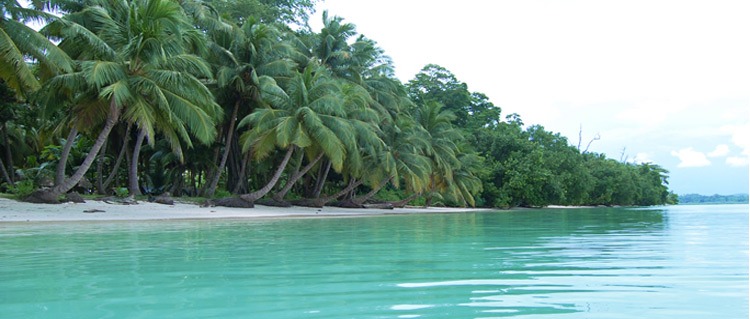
[[0, 25, 41, 95]]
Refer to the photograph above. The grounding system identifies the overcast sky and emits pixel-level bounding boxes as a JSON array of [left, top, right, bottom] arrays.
[[311, 0, 749, 195]]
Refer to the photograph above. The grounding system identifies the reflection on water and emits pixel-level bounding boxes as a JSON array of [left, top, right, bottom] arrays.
[[0, 205, 747, 318]]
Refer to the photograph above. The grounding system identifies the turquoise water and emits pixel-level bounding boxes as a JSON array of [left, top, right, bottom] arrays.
[[1, 205, 747, 318]]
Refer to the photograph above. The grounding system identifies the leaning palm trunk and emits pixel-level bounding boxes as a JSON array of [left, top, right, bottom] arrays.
[[28, 99, 121, 203], [128, 129, 147, 196], [307, 178, 364, 207], [203, 101, 240, 197], [311, 160, 331, 198], [0, 157, 12, 186], [98, 126, 130, 194], [239, 147, 295, 203], [1, 123, 14, 183], [272, 152, 324, 202], [352, 175, 393, 205], [390, 193, 421, 208], [55, 127, 78, 186], [232, 150, 252, 194]]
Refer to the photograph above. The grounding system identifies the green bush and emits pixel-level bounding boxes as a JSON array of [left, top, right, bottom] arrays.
[[115, 187, 129, 198], [214, 189, 232, 198], [10, 180, 35, 200]]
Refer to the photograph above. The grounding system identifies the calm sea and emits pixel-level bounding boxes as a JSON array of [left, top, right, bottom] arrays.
[[1, 204, 747, 318]]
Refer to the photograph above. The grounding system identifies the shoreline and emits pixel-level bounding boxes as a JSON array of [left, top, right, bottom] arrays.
[[0, 197, 494, 223]]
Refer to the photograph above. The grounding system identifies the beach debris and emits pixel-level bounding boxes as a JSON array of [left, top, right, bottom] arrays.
[[148, 193, 175, 205], [64, 192, 86, 203], [363, 203, 394, 210], [102, 195, 138, 205], [83, 209, 105, 213], [328, 200, 367, 209], [210, 197, 254, 208], [256, 198, 292, 207]]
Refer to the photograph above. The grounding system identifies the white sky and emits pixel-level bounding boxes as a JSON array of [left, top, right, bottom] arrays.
[[312, 0, 749, 195]]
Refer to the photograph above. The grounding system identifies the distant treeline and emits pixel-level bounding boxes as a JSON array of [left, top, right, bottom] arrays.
[[678, 194, 749, 204]]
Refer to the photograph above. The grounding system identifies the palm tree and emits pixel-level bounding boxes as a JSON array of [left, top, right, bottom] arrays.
[[0, 0, 73, 99], [201, 17, 295, 197], [314, 11, 357, 78], [294, 80, 384, 207], [237, 64, 351, 203], [27, 0, 220, 203], [352, 115, 431, 206], [411, 101, 463, 207]]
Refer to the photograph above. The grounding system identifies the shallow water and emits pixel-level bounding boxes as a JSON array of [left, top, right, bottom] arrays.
[[1, 204, 747, 318]]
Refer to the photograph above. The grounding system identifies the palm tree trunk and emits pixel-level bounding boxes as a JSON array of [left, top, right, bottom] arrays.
[[1, 123, 14, 183], [352, 175, 393, 205], [240, 147, 295, 203], [390, 193, 420, 208], [96, 138, 107, 193], [101, 127, 130, 193], [314, 178, 364, 206], [272, 152, 324, 201], [169, 164, 185, 196], [424, 175, 436, 208], [0, 156, 12, 186], [36, 98, 121, 201], [55, 127, 78, 186], [128, 129, 146, 196], [203, 101, 240, 197], [312, 160, 331, 198], [232, 150, 252, 194]]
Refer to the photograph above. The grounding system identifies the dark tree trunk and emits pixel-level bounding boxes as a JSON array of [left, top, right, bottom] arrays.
[[203, 101, 240, 197], [309, 178, 363, 207], [96, 138, 107, 193], [28, 98, 121, 203], [352, 175, 393, 205], [226, 134, 243, 193], [0, 156, 12, 186], [312, 160, 331, 198], [128, 129, 146, 196], [239, 147, 295, 203], [272, 152, 324, 201], [1, 123, 14, 183], [55, 127, 78, 186], [232, 150, 251, 194], [100, 127, 130, 194], [170, 165, 185, 196], [390, 193, 420, 208]]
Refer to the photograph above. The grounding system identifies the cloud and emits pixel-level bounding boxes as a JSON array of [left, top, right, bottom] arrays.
[[632, 152, 653, 164], [707, 144, 730, 158], [726, 157, 749, 167], [671, 147, 711, 168]]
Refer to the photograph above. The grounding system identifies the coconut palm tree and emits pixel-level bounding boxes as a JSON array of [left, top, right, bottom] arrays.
[[292, 80, 384, 207], [352, 115, 431, 206], [411, 101, 463, 207], [237, 63, 351, 203], [314, 11, 356, 78], [27, 0, 220, 203], [201, 17, 296, 197]]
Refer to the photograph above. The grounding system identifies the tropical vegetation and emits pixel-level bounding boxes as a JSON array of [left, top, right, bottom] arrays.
[[0, 0, 676, 207]]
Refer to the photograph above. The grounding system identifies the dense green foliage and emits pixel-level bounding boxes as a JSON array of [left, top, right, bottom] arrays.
[[678, 193, 748, 204], [0, 0, 675, 207]]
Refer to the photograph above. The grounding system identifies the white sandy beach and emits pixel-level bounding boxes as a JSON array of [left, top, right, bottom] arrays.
[[0, 197, 491, 222]]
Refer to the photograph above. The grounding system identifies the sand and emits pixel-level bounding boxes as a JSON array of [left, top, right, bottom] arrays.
[[0, 197, 491, 223]]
